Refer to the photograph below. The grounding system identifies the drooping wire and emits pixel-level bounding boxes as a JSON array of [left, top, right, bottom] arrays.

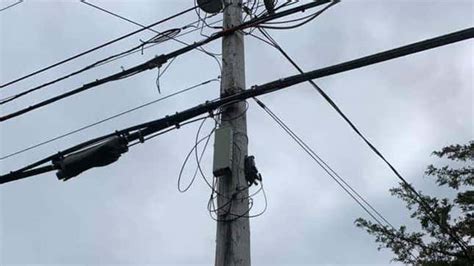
[[177, 103, 267, 222], [253, 97, 418, 261], [155, 57, 178, 93], [251, 26, 471, 255], [0, 77, 220, 160], [177, 122, 216, 192]]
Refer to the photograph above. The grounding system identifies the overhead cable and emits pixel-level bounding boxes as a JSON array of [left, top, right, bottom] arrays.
[[80, 0, 222, 67], [0, 19, 223, 105], [0, 0, 22, 12], [253, 27, 472, 255], [258, 0, 338, 29], [253, 97, 417, 261], [0, 0, 332, 122], [1, 26, 471, 185], [0, 77, 220, 160], [0, 5, 198, 89]]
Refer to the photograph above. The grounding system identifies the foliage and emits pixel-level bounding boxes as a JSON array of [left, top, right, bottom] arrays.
[[355, 141, 473, 265]]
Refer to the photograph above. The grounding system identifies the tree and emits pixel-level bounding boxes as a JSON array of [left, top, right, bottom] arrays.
[[355, 141, 473, 265]]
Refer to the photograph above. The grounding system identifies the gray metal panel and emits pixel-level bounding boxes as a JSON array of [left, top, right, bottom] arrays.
[[212, 126, 233, 177]]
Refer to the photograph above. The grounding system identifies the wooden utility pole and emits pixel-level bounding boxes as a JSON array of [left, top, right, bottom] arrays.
[[215, 0, 250, 265]]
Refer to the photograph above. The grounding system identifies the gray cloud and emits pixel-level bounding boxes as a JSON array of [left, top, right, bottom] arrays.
[[1, 0, 472, 265]]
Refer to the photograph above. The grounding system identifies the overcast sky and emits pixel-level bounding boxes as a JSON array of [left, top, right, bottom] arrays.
[[0, 0, 472, 265]]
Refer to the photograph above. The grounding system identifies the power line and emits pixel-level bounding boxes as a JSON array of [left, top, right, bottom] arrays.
[[0, 77, 220, 160], [252, 97, 418, 261], [251, 27, 472, 256], [0, 0, 332, 122], [80, 0, 222, 65], [83, 18, 224, 70], [0, 114, 211, 185], [254, 99, 467, 261], [258, 0, 338, 29], [1, 2, 224, 104], [0, 18, 224, 105], [0, 0, 22, 12], [253, 97, 394, 226], [0, 5, 198, 89], [0, 30, 178, 105], [1, 26, 471, 186]]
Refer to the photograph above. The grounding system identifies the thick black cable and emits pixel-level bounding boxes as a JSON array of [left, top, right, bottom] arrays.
[[254, 28, 472, 255], [1, 115, 209, 184], [0, 5, 197, 89], [0, 78, 220, 160], [178, 105, 267, 221]]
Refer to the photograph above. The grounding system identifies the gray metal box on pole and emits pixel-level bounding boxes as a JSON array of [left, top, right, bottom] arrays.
[[213, 126, 233, 177]]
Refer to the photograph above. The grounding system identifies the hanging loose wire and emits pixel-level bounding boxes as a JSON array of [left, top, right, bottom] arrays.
[[177, 102, 267, 222], [155, 57, 178, 93]]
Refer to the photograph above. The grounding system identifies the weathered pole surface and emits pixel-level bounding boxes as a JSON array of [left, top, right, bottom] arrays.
[[215, 0, 251, 265]]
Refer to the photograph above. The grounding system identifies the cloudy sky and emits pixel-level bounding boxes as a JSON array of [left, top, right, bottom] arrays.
[[0, 0, 472, 265]]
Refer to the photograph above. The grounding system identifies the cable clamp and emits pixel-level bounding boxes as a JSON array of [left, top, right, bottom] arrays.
[[138, 130, 145, 143], [208, 110, 215, 118], [223, 86, 243, 96]]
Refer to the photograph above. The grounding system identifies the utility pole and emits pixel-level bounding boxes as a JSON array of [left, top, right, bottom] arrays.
[[215, 0, 250, 265]]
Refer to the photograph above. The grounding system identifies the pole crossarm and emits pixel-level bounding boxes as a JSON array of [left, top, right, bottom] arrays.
[[1, 26, 472, 184]]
